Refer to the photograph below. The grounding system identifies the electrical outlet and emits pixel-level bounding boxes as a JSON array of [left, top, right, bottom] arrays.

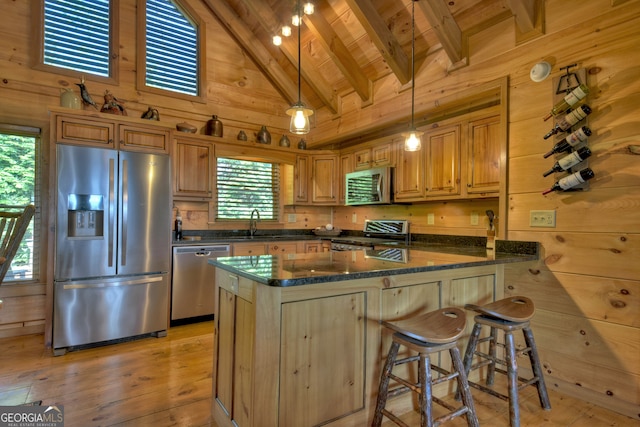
[[352, 213, 357, 223], [427, 213, 435, 225], [530, 210, 556, 228], [287, 214, 296, 223], [470, 211, 479, 226]]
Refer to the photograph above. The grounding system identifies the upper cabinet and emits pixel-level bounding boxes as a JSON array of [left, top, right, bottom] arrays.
[[466, 115, 501, 194], [311, 154, 339, 204], [424, 125, 461, 197], [53, 111, 171, 154], [294, 154, 310, 203], [353, 141, 394, 171], [294, 153, 339, 205], [173, 135, 214, 200], [393, 109, 501, 202]]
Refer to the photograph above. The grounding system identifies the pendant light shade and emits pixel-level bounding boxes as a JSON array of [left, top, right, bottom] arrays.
[[286, 0, 313, 135], [286, 103, 313, 134], [404, 0, 421, 151], [403, 129, 424, 152]]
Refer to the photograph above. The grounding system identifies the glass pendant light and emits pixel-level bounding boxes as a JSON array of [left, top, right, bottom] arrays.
[[286, 0, 313, 135], [404, 0, 422, 151]]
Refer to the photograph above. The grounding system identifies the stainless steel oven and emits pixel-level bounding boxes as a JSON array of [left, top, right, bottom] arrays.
[[330, 219, 409, 251]]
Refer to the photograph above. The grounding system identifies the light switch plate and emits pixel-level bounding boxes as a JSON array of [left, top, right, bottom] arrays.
[[287, 214, 296, 223], [352, 213, 357, 223], [530, 210, 556, 227], [427, 213, 435, 225], [470, 211, 479, 226]]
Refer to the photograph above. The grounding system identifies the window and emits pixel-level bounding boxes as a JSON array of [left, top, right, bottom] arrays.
[[0, 126, 41, 283], [38, 0, 118, 80], [216, 158, 280, 221], [137, 0, 205, 101]]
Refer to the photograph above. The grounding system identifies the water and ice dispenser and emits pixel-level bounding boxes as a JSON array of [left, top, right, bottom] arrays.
[[67, 194, 104, 238]]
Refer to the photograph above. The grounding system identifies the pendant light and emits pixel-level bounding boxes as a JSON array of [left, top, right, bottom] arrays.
[[286, 0, 313, 135], [403, 0, 422, 151]]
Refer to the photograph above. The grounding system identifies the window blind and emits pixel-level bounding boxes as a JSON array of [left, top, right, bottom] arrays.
[[43, 0, 111, 76], [217, 158, 280, 220], [146, 0, 198, 95]]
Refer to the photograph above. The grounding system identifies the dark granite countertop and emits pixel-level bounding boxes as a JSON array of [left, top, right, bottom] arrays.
[[208, 241, 538, 287]]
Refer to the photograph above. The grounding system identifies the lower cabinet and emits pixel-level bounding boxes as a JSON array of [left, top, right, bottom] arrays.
[[211, 264, 503, 427]]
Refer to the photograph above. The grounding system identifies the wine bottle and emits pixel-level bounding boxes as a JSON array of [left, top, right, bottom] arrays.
[[175, 209, 183, 240], [543, 105, 592, 139], [543, 126, 591, 158], [543, 84, 590, 121], [542, 168, 595, 195], [542, 147, 592, 177]]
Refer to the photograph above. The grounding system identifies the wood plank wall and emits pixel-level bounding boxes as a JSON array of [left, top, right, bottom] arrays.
[[0, 0, 638, 420]]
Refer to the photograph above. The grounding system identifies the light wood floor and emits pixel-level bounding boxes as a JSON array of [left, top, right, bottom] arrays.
[[0, 321, 637, 427]]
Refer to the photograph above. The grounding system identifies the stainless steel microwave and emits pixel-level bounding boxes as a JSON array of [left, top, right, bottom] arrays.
[[345, 167, 393, 205]]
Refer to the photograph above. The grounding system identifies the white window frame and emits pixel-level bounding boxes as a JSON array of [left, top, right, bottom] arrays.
[[33, 0, 119, 85], [136, 0, 206, 103]]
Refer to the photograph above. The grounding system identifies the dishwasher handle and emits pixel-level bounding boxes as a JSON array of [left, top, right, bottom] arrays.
[[174, 245, 231, 257]]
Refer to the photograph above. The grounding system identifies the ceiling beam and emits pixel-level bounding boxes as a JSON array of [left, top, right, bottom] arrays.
[[304, 12, 372, 103], [344, 0, 411, 85], [238, 0, 340, 114], [507, 0, 536, 33], [417, 0, 464, 64], [202, 0, 302, 106]]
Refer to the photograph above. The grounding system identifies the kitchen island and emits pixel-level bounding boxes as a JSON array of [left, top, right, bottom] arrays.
[[208, 242, 538, 427]]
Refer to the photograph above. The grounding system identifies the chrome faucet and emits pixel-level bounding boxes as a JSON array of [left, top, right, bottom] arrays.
[[249, 209, 260, 238]]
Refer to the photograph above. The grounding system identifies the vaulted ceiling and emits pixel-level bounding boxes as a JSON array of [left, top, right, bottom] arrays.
[[202, 0, 543, 117]]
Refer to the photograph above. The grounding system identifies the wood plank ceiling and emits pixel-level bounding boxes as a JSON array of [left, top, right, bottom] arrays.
[[202, 0, 542, 119]]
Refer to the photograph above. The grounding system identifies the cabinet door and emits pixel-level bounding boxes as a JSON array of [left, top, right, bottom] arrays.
[[339, 153, 354, 204], [394, 141, 425, 201], [215, 286, 254, 427], [55, 115, 114, 148], [173, 137, 213, 199], [354, 148, 371, 170], [279, 292, 366, 426], [233, 242, 267, 256], [119, 124, 170, 154], [311, 154, 338, 205], [372, 142, 393, 167], [467, 115, 501, 194], [294, 155, 309, 203], [425, 125, 460, 197], [267, 242, 298, 255], [304, 241, 323, 253]]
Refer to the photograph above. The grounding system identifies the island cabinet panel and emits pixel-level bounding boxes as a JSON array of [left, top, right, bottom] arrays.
[[214, 278, 256, 427], [211, 262, 507, 427], [279, 292, 366, 426]]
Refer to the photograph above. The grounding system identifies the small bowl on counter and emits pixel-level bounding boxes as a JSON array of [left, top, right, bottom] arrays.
[[313, 227, 341, 237]]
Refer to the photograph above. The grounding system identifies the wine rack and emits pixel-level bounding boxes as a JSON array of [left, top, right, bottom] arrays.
[[543, 64, 592, 193]]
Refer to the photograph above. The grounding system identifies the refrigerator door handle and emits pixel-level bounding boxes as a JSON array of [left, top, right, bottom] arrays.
[[60, 275, 164, 290], [108, 157, 116, 267], [121, 158, 128, 266]]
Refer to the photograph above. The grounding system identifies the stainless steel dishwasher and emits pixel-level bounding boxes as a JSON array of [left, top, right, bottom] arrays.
[[171, 245, 230, 321]]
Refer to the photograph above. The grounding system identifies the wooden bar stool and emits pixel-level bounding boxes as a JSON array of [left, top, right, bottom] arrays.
[[373, 307, 479, 427], [460, 296, 551, 427]]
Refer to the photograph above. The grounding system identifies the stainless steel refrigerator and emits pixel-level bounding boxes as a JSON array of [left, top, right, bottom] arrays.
[[53, 144, 171, 355]]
